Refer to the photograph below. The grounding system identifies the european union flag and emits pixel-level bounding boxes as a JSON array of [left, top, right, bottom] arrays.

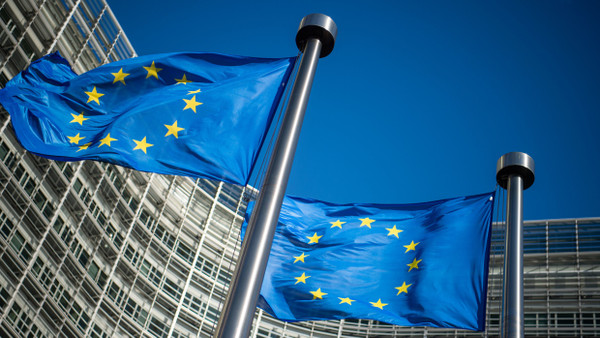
[[243, 192, 495, 331], [0, 52, 295, 185]]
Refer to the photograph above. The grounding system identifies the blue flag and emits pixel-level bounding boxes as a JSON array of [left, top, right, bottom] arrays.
[[0, 52, 295, 185], [242, 192, 495, 331]]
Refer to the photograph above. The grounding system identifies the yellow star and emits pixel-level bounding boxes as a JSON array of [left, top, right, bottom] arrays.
[[294, 272, 310, 285], [77, 142, 91, 152], [99, 133, 117, 147], [133, 137, 153, 154], [293, 252, 309, 263], [359, 217, 375, 228], [111, 68, 130, 84], [68, 133, 85, 144], [310, 288, 327, 300], [404, 241, 420, 253], [307, 232, 322, 244], [164, 121, 184, 138], [143, 61, 162, 79], [330, 220, 346, 229], [84, 87, 104, 105], [407, 257, 422, 272], [386, 225, 403, 238], [70, 112, 89, 125], [175, 74, 192, 84], [370, 298, 388, 310], [395, 282, 412, 295], [338, 297, 355, 305], [183, 95, 203, 113], [187, 88, 202, 95]]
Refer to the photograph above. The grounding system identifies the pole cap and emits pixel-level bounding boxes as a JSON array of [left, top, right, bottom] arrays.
[[496, 152, 535, 190], [296, 13, 337, 57]]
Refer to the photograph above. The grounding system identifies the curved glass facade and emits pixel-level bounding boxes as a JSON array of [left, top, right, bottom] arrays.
[[1, 1, 599, 337]]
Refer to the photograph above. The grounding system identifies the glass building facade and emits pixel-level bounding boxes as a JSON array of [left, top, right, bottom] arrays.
[[0, 1, 599, 337]]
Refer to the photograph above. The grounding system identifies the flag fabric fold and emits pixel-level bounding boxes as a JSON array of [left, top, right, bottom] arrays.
[[0, 52, 295, 185], [242, 192, 495, 331]]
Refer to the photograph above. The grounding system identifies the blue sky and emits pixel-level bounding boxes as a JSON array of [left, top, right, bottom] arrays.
[[107, 0, 600, 221]]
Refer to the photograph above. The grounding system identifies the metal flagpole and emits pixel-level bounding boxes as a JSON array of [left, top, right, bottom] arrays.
[[214, 14, 337, 338], [496, 152, 535, 337]]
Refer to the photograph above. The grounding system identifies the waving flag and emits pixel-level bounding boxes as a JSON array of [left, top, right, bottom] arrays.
[[0, 52, 295, 185], [242, 192, 495, 331]]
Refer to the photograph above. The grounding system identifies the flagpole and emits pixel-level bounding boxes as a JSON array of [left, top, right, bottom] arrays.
[[496, 152, 535, 338], [214, 14, 337, 338]]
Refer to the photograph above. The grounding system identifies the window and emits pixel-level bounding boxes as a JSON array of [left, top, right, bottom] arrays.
[[70, 240, 90, 268], [0, 211, 14, 239], [33, 191, 47, 210], [176, 241, 193, 264], [96, 212, 107, 226], [10, 231, 32, 263], [6, 302, 32, 336], [0, 141, 9, 160], [73, 178, 83, 193], [0, 7, 21, 46], [557, 313, 576, 327], [69, 301, 90, 332], [88, 261, 99, 280], [6, 303, 19, 324], [61, 227, 74, 245], [33, 191, 55, 219], [107, 281, 126, 308], [124, 298, 149, 326], [123, 244, 141, 267], [2, 148, 17, 170], [49, 280, 70, 311], [14, 165, 36, 196], [78, 249, 89, 267], [219, 184, 243, 212], [578, 222, 600, 252], [42, 202, 55, 219], [122, 188, 140, 210], [162, 277, 182, 300], [139, 259, 163, 287], [97, 270, 107, 288], [149, 317, 169, 338], [218, 269, 232, 286], [29, 323, 49, 338], [53, 217, 65, 235], [204, 305, 220, 325], [80, 187, 92, 205], [105, 223, 123, 248], [171, 329, 185, 338], [140, 209, 156, 229], [155, 224, 176, 249], [107, 166, 124, 190], [582, 313, 596, 327], [90, 324, 109, 338], [87, 260, 107, 288], [140, 260, 151, 278], [0, 72, 9, 87], [32, 257, 54, 287], [201, 260, 214, 278], [0, 285, 10, 309], [183, 292, 203, 315], [548, 223, 577, 253], [164, 232, 176, 249], [19, 37, 36, 61], [12, 165, 26, 183], [62, 162, 75, 179]]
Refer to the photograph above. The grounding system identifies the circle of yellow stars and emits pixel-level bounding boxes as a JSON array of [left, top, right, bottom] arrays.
[[69, 61, 202, 153], [291, 217, 421, 311]]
